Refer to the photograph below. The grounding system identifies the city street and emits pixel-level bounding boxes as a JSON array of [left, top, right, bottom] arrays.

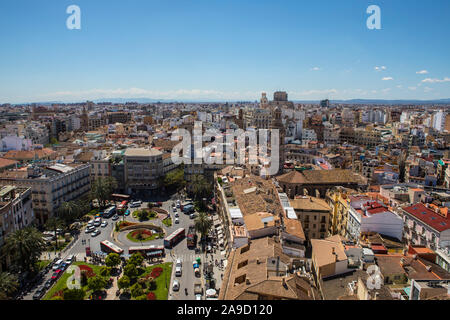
[[25, 191, 223, 300]]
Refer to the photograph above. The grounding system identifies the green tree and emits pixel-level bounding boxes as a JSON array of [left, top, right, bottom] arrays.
[[63, 288, 85, 300], [50, 137, 59, 145], [99, 266, 111, 277], [87, 275, 107, 293], [45, 217, 65, 251], [117, 275, 131, 291], [4, 227, 46, 273], [105, 253, 121, 269], [163, 167, 186, 191], [128, 253, 144, 267], [194, 212, 213, 245], [123, 263, 138, 279], [130, 282, 143, 298], [0, 272, 18, 300], [90, 177, 118, 209], [136, 210, 148, 221]]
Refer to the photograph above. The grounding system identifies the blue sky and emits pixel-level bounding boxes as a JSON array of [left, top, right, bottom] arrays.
[[0, 0, 449, 103]]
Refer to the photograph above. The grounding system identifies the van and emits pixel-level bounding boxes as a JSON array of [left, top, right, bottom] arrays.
[[52, 259, 63, 271]]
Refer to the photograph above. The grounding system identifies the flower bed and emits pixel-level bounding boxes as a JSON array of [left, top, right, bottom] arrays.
[[150, 267, 163, 279], [79, 264, 96, 278], [147, 292, 156, 300]]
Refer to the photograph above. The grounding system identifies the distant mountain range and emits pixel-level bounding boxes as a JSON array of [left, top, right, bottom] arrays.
[[5, 97, 450, 106]]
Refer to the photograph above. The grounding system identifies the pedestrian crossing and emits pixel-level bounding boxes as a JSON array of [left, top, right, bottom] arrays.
[[168, 252, 201, 264]]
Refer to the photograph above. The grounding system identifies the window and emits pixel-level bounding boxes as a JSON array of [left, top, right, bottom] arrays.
[[237, 260, 248, 269], [234, 274, 246, 285]]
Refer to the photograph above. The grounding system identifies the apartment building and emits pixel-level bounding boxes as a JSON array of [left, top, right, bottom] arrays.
[[0, 185, 33, 272], [402, 203, 450, 252], [0, 163, 90, 224], [345, 198, 404, 241], [290, 196, 331, 241], [124, 147, 163, 196]]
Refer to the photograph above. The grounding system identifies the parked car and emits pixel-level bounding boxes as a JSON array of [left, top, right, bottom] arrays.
[[172, 279, 180, 291], [175, 212, 179, 218], [52, 259, 63, 271], [59, 262, 68, 270], [175, 266, 182, 277], [91, 229, 101, 237], [94, 217, 102, 227], [51, 269, 62, 280], [112, 215, 119, 221], [33, 288, 45, 300], [85, 226, 95, 233], [44, 279, 53, 290], [175, 218, 179, 224], [101, 221, 108, 228], [189, 213, 196, 219], [176, 258, 182, 268]]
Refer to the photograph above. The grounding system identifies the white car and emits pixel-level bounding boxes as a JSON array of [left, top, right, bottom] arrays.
[[173, 207, 177, 213], [65, 255, 75, 264], [94, 218, 102, 227], [175, 266, 182, 277], [176, 258, 182, 268], [101, 221, 108, 228], [172, 280, 180, 291], [91, 229, 101, 237], [195, 294, 202, 300], [85, 225, 95, 233], [175, 218, 179, 224]]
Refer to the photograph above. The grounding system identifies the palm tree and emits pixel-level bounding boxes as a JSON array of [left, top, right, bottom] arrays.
[[45, 217, 65, 251], [0, 272, 18, 300], [194, 212, 212, 245], [57, 201, 79, 229], [3, 227, 46, 273], [91, 177, 118, 208], [189, 175, 211, 201]]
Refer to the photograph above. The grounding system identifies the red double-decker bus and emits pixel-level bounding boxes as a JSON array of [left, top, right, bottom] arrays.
[[164, 228, 185, 248], [100, 240, 124, 255], [128, 245, 165, 258]]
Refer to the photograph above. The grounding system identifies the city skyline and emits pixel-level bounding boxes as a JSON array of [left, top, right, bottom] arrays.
[[1, 0, 450, 103]]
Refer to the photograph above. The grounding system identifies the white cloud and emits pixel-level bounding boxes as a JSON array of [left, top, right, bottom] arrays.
[[396, 85, 403, 88], [416, 70, 429, 74], [311, 67, 321, 71], [381, 88, 391, 93], [382, 77, 393, 81], [408, 86, 417, 91], [421, 77, 450, 83], [374, 66, 387, 71]]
